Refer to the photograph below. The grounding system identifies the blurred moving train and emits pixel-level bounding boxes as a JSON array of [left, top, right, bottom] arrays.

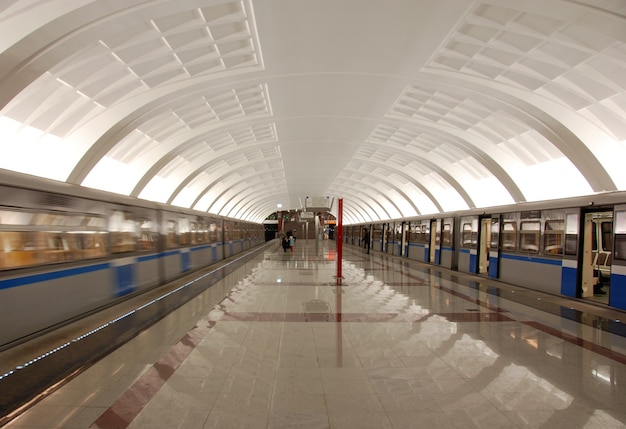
[[345, 192, 626, 311], [0, 170, 265, 349]]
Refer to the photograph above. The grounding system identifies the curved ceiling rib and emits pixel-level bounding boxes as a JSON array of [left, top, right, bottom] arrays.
[[67, 80, 272, 186], [0, 1, 624, 223], [339, 161, 446, 215], [143, 137, 279, 200], [368, 120, 526, 204], [198, 161, 284, 212]]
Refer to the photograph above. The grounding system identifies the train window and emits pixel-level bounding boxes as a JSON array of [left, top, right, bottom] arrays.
[[543, 220, 564, 255], [461, 223, 473, 247], [192, 221, 209, 244], [490, 218, 500, 249], [601, 221, 612, 252], [109, 211, 139, 253], [223, 222, 231, 242], [138, 219, 156, 251], [614, 210, 626, 261], [165, 219, 177, 248], [501, 221, 517, 251], [178, 217, 191, 245], [520, 221, 540, 253], [442, 222, 452, 247], [411, 221, 429, 243], [209, 220, 223, 243], [0, 209, 111, 268], [564, 213, 578, 256], [422, 223, 430, 243], [409, 223, 416, 242], [83, 232, 108, 257], [204, 222, 212, 243], [460, 216, 477, 248]]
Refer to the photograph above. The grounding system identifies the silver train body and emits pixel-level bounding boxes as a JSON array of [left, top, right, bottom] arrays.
[[345, 192, 626, 311], [0, 171, 264, 349]]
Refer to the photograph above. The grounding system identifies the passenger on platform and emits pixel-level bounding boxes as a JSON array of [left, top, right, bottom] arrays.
[[363, 228, 370, 254], [282, 234, 289, 252], [289, 234, 294, 252]]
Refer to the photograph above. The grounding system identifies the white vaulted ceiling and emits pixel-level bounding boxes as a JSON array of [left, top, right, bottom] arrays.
[[0, 0, 625, 223]]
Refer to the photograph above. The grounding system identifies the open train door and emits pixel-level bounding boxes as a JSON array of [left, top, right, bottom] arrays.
[[478, 216, 491, 276], [581, 210, 613, 300], [477, 215, 500, 277]]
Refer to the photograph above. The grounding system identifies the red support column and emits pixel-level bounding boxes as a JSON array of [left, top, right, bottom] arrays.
[[336, 198, 343, 285]]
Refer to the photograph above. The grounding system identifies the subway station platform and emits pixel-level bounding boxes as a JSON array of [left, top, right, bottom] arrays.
[[1, 238, 626, 428]]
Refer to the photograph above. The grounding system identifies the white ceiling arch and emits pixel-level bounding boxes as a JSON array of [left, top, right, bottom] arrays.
[[0, 0, 625, 223]]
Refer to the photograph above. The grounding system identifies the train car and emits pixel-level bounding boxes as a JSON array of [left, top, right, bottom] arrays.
[[346, 192, 626, 311], [0, 171, 264, 349]]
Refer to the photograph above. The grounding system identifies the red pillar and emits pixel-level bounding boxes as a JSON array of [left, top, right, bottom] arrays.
[[336, 198, 343, 285]]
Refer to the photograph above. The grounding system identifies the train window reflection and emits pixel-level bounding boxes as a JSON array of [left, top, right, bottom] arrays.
[[501, 222, 517, 251], [0, 209, 109, 268], [520, 221, 540, 253], [166, 219, 177, 248], [109, 211, 137, 253], [138, 220, 156, 251], [544, 220, 564, 255], [178, 217, 191, 245], [564, 213, 578, 256], [442, 222, 452, 247], [461, 216, 477, 248]]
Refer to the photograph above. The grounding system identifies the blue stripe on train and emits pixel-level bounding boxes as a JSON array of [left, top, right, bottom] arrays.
[[0, 263, 110, 290]]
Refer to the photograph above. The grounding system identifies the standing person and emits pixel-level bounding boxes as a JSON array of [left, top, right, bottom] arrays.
[[363, 228, 370, 254], [289, 234, 294, 252]]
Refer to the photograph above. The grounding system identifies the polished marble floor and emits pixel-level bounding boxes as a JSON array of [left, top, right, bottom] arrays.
[[2, 238, 626, 428]]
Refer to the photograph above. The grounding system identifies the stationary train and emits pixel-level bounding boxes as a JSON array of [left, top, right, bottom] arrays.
[[0, 170, 265, 349], [344, 192, 626, 311]]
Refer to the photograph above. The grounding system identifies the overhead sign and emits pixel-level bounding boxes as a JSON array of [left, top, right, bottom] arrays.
[[300, 211, 314, 219]]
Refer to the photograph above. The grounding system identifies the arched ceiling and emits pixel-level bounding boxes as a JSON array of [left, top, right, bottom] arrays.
[[0, 0, 625, 223]]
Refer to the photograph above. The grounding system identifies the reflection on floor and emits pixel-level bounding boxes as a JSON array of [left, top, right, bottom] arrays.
[[588, 284, 610, 305], [2, 239, 626, 429]]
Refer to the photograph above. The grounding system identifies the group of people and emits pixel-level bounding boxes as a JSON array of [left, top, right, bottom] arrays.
[[281, 229, 295, 252]]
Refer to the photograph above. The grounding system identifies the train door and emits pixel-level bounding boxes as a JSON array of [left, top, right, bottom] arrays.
[[381, 223, 387, 253], [383, 223, 391, 253], [581, 210, 612, 301], [392, 222, 402, 256], [401, 222, 409, 256], [560, 210, 579, 297], [488, 216, 500, 278], [478, 216, 491, 275], [429, 219, 440, 264], [372, 223, 382, 252]]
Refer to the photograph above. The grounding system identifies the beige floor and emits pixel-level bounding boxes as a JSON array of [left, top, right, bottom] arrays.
[[3, 239, 626, 428]]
